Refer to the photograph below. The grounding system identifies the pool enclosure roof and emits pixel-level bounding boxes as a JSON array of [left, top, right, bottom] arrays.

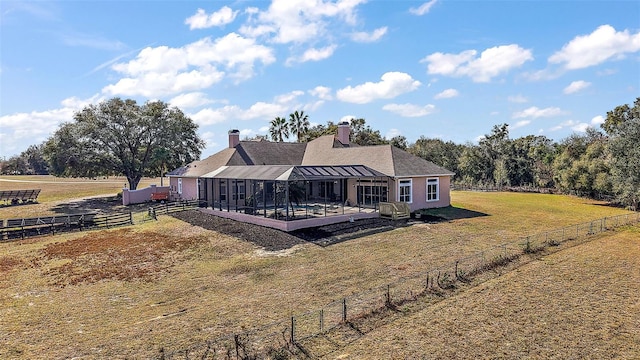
[[201, 165, 387, 181]]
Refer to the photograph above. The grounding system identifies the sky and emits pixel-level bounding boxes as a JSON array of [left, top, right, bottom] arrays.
[[1, 0, 639, 159]]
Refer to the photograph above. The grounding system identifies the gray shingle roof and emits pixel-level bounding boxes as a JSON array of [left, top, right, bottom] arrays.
[[228, 141, 306, 165], [169, 135, 454, 179]]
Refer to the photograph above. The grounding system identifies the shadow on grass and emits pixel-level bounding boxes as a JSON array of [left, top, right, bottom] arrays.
[[49, 196, 149, 215], [420, 206, 489, 221]]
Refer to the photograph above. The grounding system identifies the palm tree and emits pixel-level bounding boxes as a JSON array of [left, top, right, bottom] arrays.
[[269, 117, 289, 142], [288, 110, 310, 142]]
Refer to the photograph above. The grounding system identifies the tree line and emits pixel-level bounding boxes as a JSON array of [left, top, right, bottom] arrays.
[[1, 97, 638, 209], [262, 99, 639, 209]]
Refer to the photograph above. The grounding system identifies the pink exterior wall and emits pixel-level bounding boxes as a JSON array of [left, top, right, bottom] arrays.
[[393, 176, 451, 212], [168, 177, 199, 201], [199, 207, 378, 232], [122, 185, 170, 205]]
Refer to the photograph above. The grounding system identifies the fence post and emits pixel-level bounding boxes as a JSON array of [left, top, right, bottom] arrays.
[[342, 298, 347, 322], [319, 309, 324, 333], [291, 316, 295, 345], [386, 284, 391, 307], [129, 211, 133, 225], [234, 334, 240, 358]]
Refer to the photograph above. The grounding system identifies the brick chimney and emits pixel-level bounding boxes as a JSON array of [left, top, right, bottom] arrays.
[[228, 129, 240, 148], [337, 121, 350, 145]]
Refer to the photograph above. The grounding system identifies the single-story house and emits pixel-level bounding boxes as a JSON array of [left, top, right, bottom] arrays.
[[167, 122, 454, 231]]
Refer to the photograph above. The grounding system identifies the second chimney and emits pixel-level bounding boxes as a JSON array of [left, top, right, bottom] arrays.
[[228, 129, 240, 148], [337, 121, 350, 145]]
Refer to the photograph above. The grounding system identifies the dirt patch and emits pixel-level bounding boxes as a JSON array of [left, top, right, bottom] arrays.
[[171, 210, 307, 251], [40, 228, 205, 286], [170, 210, 411, 250], [0, 256, 22, 273]]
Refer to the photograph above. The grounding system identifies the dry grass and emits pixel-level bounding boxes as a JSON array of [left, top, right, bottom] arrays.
[[329, 226, 640, 359], [0, 175, 166, 218], [0, 189, 636, 359]]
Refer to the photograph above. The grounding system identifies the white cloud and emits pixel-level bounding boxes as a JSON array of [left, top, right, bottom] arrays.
[[422, 44, 533, 82], [189, 93, 298, 126], [410, 0, 438, 15], [563, 80, 591, 94], [434, 88, 459, 99], [340, 115, 358, 123], [274, 90, 304, 104], [286, 45, 337, 65], [104, 33, 275, 97], [550, 119, 593, 132], [190, 106, 238, 126], [336, 72, 421, 104], [351, 27, 388, 43], [309, 86, 333, 100], [0, 95, 102, 156], [185, 6, 238, 30], [239, 0, 366, 44], [60, 31, 125, 51], [386, 128, 402, 139], [382, 103, 436, 117], [510, 120, 531, 129], [508, 95, 528, 103], [549, 25, 640, 69], [572, 123, 591, 132], [512, 106, 566, 119], [169, 92, 214, 109], [591, 115, 605, 126]]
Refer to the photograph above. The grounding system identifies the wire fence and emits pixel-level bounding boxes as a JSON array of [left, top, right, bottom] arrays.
[[160, 211, 640, 360], [0, 200, 201, 241]]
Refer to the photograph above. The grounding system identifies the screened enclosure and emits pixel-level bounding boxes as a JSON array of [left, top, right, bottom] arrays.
[[198, 165, 389, 221]]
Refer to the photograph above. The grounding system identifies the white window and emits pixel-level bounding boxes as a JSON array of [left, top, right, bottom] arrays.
[[398, 179, 412, 203], [427, 178, 439, 201], [219, 181, 227, 202], [177, 178, 183, 194], [232, 180, 245, 200]]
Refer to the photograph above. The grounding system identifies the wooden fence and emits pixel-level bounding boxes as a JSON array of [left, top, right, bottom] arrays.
[[0, 189, 41, 205], [0, 200, 201, 241]]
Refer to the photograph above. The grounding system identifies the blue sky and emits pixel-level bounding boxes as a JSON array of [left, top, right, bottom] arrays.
[[1, 0, 639, 159]]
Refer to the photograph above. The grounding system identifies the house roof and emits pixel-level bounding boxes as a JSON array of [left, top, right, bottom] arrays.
[[202, 165, 387, 181], [228, 141, 306, 166], [170, 134, 454, 179], [166, 147, 236, 177]]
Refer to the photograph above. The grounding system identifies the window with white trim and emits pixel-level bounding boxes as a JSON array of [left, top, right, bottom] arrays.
[[232, 180, 245, 200], [177, 178, 183, 194], [398, 179, 412, 203], [427, 178, 439, 201], [219, 180, 227, 202]]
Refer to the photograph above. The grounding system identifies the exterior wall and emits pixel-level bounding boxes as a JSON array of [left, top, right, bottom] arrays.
[[122, 185, 170, 205], [180, 177, 199, 200], [393, 176, 451, 212], [168, 177, 199, 201], [199, 207, 378, 232]]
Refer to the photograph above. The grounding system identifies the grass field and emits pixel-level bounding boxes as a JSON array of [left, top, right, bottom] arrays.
[[0, 176, 637, 359], [329, 226, 640, 359], [0, 175, 167, 218]]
